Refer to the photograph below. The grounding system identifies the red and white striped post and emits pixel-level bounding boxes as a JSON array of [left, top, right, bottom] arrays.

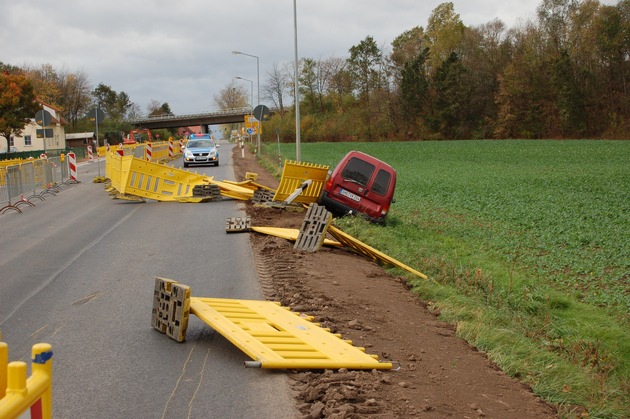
[[67, 152, 78, 182], [106, 143, 110, 153], [116, 143, 124, 157], [87, 145, 94, 162], [179, 139, 184, 150], [145, 142, 153, 161], [168, 139, 174, 158]]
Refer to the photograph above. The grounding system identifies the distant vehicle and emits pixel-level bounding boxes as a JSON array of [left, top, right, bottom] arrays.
[[318, 151, 397, 223], [182, 134, 219, 167], [1, 146, 19, 153]]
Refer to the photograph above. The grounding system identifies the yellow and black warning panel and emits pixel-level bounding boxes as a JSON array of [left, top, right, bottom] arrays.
[[152, 278, 392, 370]]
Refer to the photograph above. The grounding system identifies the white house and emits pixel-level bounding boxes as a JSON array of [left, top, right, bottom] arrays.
[[2, 100, 67, 154]]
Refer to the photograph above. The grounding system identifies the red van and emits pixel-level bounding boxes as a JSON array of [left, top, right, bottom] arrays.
[[318, 151, 397, 223]]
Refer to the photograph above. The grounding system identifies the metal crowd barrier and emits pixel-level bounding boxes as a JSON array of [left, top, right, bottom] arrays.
[[0, 157, 74, 215]]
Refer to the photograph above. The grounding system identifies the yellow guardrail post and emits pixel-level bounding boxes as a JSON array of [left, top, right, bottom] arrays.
[[0, 340, 7, 399], [0, 342, 53, 419]]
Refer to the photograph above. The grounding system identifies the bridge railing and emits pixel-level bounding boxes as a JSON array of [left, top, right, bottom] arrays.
[[128, 107, 251, 124]]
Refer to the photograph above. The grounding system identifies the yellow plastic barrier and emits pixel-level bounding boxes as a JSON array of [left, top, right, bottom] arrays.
[[98, 140, 185, 159], [272, 160, 329, 204], [105, 153, 256, 202], [110, 154, 211, 201], [328, 224, 429, 280], [0, 342, 53, 419], [152, 278, 392, 370]]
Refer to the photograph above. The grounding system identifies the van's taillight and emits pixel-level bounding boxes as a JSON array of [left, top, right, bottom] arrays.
[[325, 176, 333, 192]]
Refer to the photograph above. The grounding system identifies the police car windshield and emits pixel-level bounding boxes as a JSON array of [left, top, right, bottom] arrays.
[[188, 140, 214, 148]]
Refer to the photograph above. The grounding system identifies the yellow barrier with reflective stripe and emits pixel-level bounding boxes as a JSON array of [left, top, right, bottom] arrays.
[[272, 160, 329, 204]]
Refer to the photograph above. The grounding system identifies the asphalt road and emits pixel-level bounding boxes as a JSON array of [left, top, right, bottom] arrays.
[[0, 141, 297, 418]]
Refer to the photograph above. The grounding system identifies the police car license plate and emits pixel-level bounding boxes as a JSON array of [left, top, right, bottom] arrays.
[[340, 188, 361, 202]]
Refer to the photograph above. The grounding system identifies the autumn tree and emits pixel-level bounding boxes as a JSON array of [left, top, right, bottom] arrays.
[[425, 2, 466, 75], [92, 83, 133, 121], [348, 36, 382, 104], [147, 100, 173, 117], [0, 72, 40, 152], [214, 82, 249, 110]]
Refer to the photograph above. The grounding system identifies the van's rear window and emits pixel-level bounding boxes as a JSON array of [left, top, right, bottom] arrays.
[[341, 157, 375, 186], [372, 169, 391, 196]]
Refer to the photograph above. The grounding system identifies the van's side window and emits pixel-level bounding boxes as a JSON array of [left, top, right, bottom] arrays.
[[341, 157, 375, 186], [372, 169, 391, 195]]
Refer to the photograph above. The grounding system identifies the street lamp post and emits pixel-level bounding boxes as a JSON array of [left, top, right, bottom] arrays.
[[234, 76, 254, 145], [234, 76, 254, 112], [293, 0, 301, 162], [232, 50, 261, 157]]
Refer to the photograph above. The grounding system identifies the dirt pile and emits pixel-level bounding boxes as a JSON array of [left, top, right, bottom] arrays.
[[232, 146, 557, 418]]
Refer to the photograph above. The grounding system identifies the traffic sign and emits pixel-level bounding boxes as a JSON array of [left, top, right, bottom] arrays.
[[253, 105, 270, 121], [87, 108, 106, 124], [35, 110, 53, 127]]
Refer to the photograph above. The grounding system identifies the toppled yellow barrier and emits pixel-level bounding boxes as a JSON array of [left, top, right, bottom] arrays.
[[105, 153, 255, 201], [152, 278, 392, 370], [251, 226, 342, 247], [272, 160, 329, 204], [327, 224, 428, 280]]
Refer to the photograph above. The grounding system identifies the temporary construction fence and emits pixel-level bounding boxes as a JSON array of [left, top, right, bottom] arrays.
[[0, 339, 53, 419], [272, 160, 329, 204], [0, 156, 75, 215], [105, 152, 255, 202], [152, 277, 393, 370], [97, 139, 185, 161], [106, 153, 211, 201]]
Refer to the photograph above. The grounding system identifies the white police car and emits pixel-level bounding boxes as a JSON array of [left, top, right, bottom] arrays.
[[182, 134, 219, 167]]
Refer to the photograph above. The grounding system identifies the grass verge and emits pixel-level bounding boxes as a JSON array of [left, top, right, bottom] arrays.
[[260, 140, 629, 417]]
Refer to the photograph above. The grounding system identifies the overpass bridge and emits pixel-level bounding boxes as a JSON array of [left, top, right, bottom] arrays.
[[129, 107, 251, 132]]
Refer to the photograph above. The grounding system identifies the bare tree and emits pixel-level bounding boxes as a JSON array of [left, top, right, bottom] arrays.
[[60, 70, 92, 129], [262, 63, 289, 117]]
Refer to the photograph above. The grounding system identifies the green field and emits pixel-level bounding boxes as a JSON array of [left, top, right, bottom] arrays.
[[261, 140, 629, 417]]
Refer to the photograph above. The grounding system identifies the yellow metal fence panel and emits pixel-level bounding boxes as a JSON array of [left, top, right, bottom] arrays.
[[190, 297, 391, 370], [272, 160, 329, 204]]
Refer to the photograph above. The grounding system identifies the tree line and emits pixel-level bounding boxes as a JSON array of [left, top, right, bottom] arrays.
[[2, 0, 628, 146], [0, 62, 175, 147], [257, 0, 629, 141]]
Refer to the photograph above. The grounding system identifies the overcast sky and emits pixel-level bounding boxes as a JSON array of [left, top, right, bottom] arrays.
[[1, 0, 619, 116]]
